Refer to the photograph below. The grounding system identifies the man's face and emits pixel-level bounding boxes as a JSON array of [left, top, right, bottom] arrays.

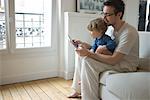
[[102, 6, 116, 26]]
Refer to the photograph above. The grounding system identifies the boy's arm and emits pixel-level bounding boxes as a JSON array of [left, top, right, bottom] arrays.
[[95, 45, 112, 55]]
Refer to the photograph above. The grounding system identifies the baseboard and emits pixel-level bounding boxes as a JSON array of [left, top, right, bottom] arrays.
[[58, 71, 65, 78], [0, 70, 58, 85], [64, 71, 74, 80], [58, 71, 74, 80]]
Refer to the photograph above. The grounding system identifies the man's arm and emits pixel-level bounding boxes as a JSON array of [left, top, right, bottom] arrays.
[[88, 51, 125, 65], [76, 47, 125, 65]]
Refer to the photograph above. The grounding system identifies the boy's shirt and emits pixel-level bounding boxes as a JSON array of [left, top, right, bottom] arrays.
[[91, 34, 117, 53]]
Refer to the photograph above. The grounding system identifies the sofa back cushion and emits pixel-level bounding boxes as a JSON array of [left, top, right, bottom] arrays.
[[139, 32, 150, 71]]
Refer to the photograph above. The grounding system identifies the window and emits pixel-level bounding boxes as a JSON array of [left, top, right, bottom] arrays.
[[0, 0, 6, 49], [0, 0, 52, 50]]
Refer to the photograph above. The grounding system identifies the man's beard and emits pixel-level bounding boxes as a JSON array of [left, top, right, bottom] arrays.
[[105, 19, 112, 26], [108, 24, 113, 26]]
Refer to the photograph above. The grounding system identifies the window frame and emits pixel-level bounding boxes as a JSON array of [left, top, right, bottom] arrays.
[[0, 0, 57, 54]]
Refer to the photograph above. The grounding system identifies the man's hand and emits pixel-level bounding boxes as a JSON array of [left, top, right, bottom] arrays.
[[73, 40, 91, 49], [75, 47, 90, 57], [79, 42, 91, 49]]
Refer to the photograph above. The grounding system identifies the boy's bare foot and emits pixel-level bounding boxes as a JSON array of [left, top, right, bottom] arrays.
[[67, 92, 81, 98]]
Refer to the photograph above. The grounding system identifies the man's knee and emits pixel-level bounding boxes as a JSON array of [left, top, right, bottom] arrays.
[[82, 56, 92, 62], [81, 57, 97, 69], [82, 57, 101, 66]]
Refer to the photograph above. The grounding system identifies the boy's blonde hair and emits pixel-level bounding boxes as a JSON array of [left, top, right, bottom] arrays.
[[87, 17, 107, 34]]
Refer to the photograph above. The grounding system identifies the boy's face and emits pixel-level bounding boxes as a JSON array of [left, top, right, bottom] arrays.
[[90, 30, 103, 38]]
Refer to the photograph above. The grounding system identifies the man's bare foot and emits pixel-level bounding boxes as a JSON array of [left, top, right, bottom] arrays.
[[67, 92, 81, 98], [78, 81, 81, 85]]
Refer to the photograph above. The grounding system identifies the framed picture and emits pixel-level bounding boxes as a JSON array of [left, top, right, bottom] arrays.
[[77, 0, 104, 14], [138, 0, 150, 32]]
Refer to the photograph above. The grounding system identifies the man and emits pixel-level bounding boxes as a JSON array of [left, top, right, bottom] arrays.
[[68, 0, 139, 100]]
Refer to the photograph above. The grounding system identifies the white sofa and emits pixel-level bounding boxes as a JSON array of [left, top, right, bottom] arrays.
[[99, 71, 150, 100], [99, 32, 150, 100]]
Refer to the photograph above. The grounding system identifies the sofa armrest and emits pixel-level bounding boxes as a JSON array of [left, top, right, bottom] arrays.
[[99, 70, 119, 85], [105, 72, 150, 100]]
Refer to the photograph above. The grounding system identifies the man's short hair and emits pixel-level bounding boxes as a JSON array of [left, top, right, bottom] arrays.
[[103, 0, 125, 19]]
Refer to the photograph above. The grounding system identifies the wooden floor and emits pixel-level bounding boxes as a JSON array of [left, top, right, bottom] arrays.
[[0, 77, 81, 100]]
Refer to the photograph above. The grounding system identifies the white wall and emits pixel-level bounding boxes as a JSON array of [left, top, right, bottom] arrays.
[[58, 0, 76, 77], [125, 0, 139, 28], [1, 52, 59, 84]]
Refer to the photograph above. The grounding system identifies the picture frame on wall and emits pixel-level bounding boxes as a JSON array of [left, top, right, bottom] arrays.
[[138, 0, 150, 32], [77, 0, 104, 14]]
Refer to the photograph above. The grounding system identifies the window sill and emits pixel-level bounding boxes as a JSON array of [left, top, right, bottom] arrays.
[[0, 46, 57, 56]]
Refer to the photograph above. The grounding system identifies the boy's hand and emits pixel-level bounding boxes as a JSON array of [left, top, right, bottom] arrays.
[[95, 45, 112, 55], [95, 45, 107, 54]]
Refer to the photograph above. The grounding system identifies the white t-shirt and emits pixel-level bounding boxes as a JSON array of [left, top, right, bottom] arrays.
[[114, 22, 139, 71]]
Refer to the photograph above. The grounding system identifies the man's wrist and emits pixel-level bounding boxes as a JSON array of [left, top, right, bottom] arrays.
[[86, 51, 92, 57]]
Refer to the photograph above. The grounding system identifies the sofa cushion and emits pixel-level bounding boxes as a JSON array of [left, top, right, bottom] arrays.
[[105, 72, 150, 100], [99, 70, 119, 85], [138, 58, 150, 71]]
